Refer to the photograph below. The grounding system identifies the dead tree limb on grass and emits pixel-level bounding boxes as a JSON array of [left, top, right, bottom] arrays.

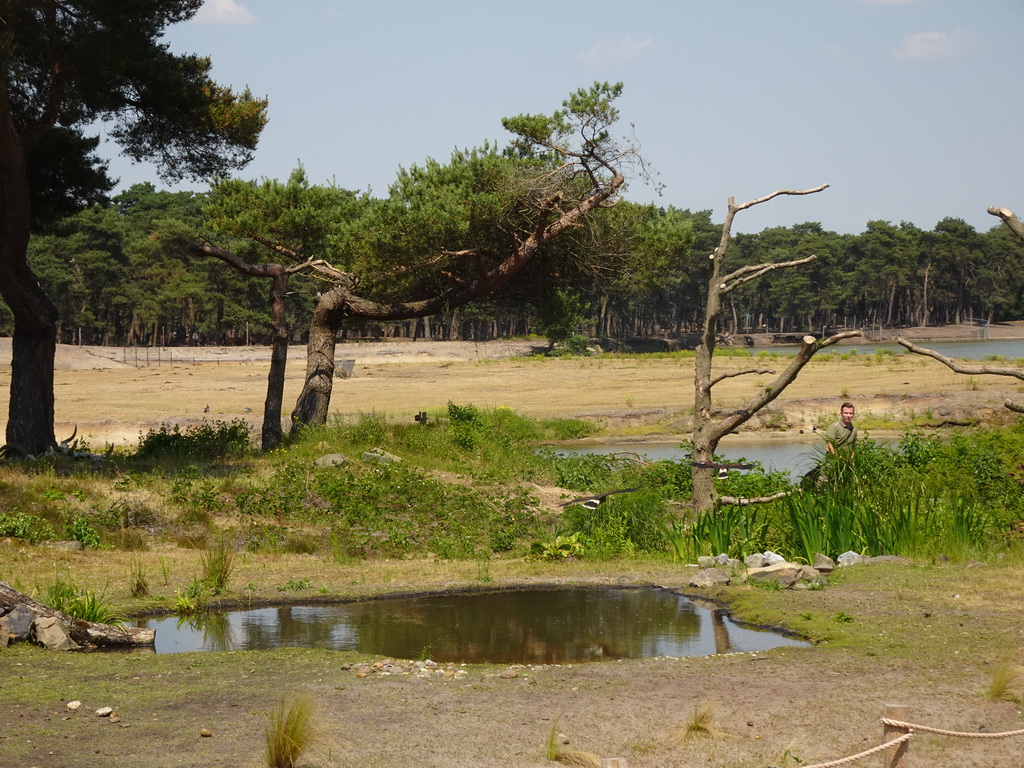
[[896, 337, 1024, 413]]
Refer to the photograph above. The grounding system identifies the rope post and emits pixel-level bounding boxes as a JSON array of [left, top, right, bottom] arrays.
[[883, 705, 910, 768]]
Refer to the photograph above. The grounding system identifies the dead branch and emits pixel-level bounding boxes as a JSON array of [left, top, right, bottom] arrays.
[[897, 336, 1024, 413], [896, 337, 1024, 382], [719, 490, 792, 506], [718, 331, 861, 437], [710, 367, 776, 387], [988, 206, 1024, 242], [732, 184, 831, 213], [720, 255, 817, 295]]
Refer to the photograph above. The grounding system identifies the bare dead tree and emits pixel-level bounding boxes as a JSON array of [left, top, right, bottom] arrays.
[[691, 184, 861, 513], [896, 205, 1024, 413]]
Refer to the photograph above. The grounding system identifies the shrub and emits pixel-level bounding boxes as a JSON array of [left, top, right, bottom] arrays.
[[0, 512, 56, 544], [134, 419, 253, 460]]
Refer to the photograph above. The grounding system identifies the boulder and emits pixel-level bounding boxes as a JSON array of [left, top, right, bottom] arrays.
[[688, 568, 731, 588], [812, 553, 836, 573], [837, 551, 865, 567], [32, 616, 80, 651], [746, 562, 820, 588], [362, 448, 401, 465], [745, 553, 766, 569], [763, 551, 786, 565], [2, 605, 36, 641], [0, 620, 9, 648], [314, 453, 350, 468]]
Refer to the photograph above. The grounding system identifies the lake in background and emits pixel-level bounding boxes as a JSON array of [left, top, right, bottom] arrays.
[[773, 338, 1024, 360]]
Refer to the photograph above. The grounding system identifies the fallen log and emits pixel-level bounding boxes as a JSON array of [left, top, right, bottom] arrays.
[[0, 581, 155, 647]]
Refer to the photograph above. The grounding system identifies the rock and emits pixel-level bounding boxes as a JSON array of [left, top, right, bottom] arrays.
[[763, 551, 786, 565], [745, 553, 766, 569], [32, 616, 80, 651], [362, 448, 401, 464], [812, 553, 836, 573], [313, 453, 349, 468], [837, 551, 865, 567], [0, 620, 9, 648], [497, 668, 519, 679], [96, 707, 113, 717], [747, 562, 820, 588], [688, 568, 731, 588], [2, 605, 37, 641], [200, 728, 213, 737], [66, 701, 82, 711], [713, 553, 730, 565], [697, 556, 716, 569], [726, 558, 743, 570]]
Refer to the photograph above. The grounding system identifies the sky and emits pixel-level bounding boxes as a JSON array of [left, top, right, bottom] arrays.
[[101, 0, 1024, 236]]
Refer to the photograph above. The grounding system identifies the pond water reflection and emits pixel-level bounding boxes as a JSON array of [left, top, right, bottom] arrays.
[[137, 587, 807, 662]]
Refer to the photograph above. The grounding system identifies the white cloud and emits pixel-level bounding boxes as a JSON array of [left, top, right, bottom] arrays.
[[193, 0, 256, 25], [578, 36, 656, 67], [894, 27, 976, 59]]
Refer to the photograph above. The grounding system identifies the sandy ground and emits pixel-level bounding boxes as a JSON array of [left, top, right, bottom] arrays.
[[2, 326, 1024, 768], [1, 322, 1022, 448]]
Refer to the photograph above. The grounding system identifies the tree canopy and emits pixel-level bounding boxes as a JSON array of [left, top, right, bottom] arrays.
[[0, 0, 267, 452]]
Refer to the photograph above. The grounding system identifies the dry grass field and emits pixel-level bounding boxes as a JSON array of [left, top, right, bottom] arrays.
[[1, 328, 1022, 448]]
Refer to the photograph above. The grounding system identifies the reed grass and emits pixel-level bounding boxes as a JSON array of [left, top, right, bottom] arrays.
[[672, 702, 729, 743], [265, 694, 317, 768]]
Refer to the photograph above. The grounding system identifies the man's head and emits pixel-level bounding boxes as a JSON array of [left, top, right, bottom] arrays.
[[840, 402, 855, 426]]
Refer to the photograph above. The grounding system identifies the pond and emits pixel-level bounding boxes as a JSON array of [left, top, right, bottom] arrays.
[[136, 587, 808, 662], [555, 438, 825, 479]]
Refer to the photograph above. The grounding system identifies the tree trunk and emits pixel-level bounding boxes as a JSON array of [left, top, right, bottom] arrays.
[[261, 271, 289, 450], [0, 143, 58, 454], [0, 581, 155, 647], [290, 294, 340, 432]]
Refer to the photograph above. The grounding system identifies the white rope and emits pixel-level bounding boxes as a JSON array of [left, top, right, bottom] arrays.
[[880, 718, 1024, 739], [796, 716, 1024, 768], [800, 733, 911, 768]]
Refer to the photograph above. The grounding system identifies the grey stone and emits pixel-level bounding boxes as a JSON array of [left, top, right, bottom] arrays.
[[745, 553, 766, 569], [837, 551, 865, 567], [32, 616, 80, 651], [96, 707, 113, 717], [812, 553, 836, 573], [362, 448, 401, 464], [726, 558, 743, 570], [763, 551, 786, 565], [0, 620, 9, 648], [688, 568, 731, 588], [3, 605, 36, 640], [313, 453, 349, 468], [67, 700, 82, 711], [713, 553, 730, 565], [746, 562, 820, 588], [697, 556, 716, 569]]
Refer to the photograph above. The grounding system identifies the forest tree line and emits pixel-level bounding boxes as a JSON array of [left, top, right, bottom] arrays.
[[9, 180, 1023, 348]]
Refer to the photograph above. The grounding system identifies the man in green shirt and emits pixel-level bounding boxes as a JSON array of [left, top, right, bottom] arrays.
[[824, 402, 857, 455]]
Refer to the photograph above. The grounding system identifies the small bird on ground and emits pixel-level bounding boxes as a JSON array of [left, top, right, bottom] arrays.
[[559, 488, 639, 510], [203, 404, 210, 413]]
